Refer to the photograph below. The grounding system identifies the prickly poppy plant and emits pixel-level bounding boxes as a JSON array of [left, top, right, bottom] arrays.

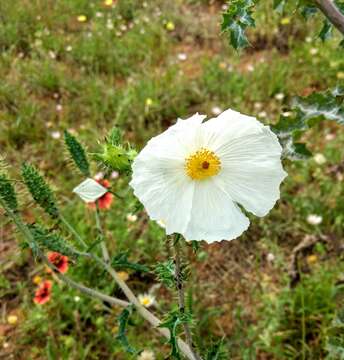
[[1, 1, 344, 359]]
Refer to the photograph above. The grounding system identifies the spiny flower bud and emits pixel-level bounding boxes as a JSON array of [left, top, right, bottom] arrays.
[[21, 163, 59, 219], [0, 173, 18, 211], [64, 130, 90, 177], [107, 126, 123, 146], [28, 224, 78, 258], [94, 144, 137, 173]]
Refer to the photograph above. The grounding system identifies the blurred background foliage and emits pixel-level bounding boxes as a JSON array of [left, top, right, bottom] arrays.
[[0, 0, 344, 359]]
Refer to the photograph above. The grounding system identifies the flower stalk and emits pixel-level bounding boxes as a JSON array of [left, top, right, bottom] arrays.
[[173, 235, 201, 360]]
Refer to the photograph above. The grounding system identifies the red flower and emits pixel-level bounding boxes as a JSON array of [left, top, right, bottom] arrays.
[[34, 280, 52, 305], [88, 179, 114, 210], [47, 252, 69, 273]]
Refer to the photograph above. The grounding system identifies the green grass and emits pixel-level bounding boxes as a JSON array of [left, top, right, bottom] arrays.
[[1, 0, 344, 359]]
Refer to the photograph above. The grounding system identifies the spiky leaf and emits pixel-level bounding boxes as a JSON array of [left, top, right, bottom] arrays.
[[273, 87, 344, 160], [206, 338, 228, 360], [64, 130, 90, 177], [155, 260, 176, 288], [116, 306, 137, 355], [28, 224, 78, 258], [159, 311, 193, 359], [0, 173, 18, 211], [21, 163, 59, 219], [111, 251, 149, 272], [221, 0, 255, 50], [319, 19, 332, 41]]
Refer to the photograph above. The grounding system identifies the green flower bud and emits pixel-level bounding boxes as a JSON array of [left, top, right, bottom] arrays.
[[21, 163, 59, 219], [64, 130, 90, 177], [0, 173, 18, 211], [28, 224, 78, 258], [95, 144, 136, 172]]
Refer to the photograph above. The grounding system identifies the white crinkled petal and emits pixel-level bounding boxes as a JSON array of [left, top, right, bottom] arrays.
[[203, 110, 287, 217], [183, 179, 250, 242], [73, 178, 108, 203], [130, 115, 204, 235]]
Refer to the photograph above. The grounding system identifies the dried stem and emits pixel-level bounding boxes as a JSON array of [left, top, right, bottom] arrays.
[[173, 235, 202, 360], [314, 0, 344, 35]]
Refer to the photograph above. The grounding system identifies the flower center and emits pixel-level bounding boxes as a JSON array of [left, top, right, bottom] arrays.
[[185, 148, 221, 180]]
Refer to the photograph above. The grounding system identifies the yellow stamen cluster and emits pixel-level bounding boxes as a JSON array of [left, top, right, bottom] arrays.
[[185, 148, 221, 180]]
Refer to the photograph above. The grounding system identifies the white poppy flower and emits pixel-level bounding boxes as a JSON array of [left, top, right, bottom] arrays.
[[73, 178, 108, 203], [130, 109, 287, 243]]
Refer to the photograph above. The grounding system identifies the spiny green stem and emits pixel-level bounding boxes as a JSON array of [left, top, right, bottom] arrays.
[[173, 235, 201, 360], [60, 214, 88, 249], [91, 208, 201, 360], [95, 201, 110, 262]]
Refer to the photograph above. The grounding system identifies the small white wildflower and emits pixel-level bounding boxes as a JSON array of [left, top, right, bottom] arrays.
[[95, 12, 103, 18], [74, 296, 81, 302], [142, 2, 148, 7], [48, 51, 56, 60], [3, 342, 9, 349], [282, 111, 292, 117], [156, 220, 166, 228], [258, 111, 267, 118], [106, 22, 114, 30], [50, 131, 61, 140], [307, 214, 323, 225], [254, 102, 262, 110], [246, 64, 254, 72], [310, 48, 318, 55], [56, 104, 63, 112], [177, 53, 187, 61], [66, 45, 73, 52], [211, 106, 222, 116], [275, 93, 285, 101], [110, 171, 119, 179], [138, 294, 155, 308], [313, 153, 326, 165], [73, 178, 108, 203], [127, 213, 138, 222], [267, 253, 275, 263], [305, 36, 312, 43], [138, 349, 155, 360], [94, 172, 104, 181], [325, 133, 335, 141], [120, 24, 127, 31]]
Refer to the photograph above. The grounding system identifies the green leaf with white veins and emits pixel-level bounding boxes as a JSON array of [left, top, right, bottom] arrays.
[[273, 87, 344, 160], [221, 0, 256, 50]]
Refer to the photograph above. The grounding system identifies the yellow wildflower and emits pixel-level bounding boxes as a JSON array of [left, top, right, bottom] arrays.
[[77, 15, 87, 23], [166, 21, 175, 31], [7, 315, 18, 325], [117, 271, 129, 281], [307, 254, 318, 265]]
